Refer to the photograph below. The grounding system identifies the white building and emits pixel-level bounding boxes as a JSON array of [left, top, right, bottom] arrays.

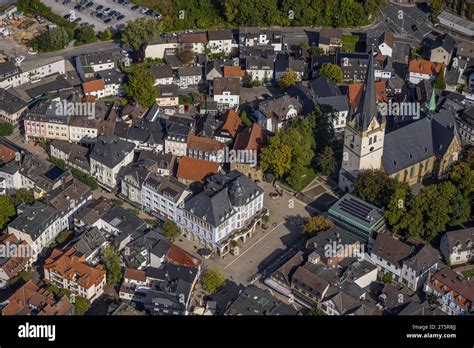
[[213, 77, 240, 109], [207, 29, 234, 54], [440, 228, 474, 266], [144, 37, 179, 60]]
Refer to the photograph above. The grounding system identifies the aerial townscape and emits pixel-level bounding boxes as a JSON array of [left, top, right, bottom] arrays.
[[0, 0, 473, 319]]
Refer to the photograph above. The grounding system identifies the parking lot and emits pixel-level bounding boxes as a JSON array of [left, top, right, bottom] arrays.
[[42, 0, 159, 32]]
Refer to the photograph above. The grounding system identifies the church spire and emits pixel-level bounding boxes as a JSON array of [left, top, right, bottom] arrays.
[[354, 52, 382, 132], [428, 87, 436, 113]]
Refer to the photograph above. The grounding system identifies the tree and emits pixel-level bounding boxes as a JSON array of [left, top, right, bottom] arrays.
[[353, 169, 401, 208], [98, 28, 112, 41], [101, 245, 122, 286], [121, 17, 162, 50], [302, 215, 333, 235], [260, 139, 293, 179], [240, 111, 252, 127], [0, 122, 13, 136], [161, 220, 181, 241], [74, 296, 91, 315], [29, 27, 73, 52], [177, 49, 195, 66], [448, 161, 474, 198], [429, 0, 443, 19], [242, 73, 256, 88], [14, 189, 35, 206], [279, 68, 298, 88], [384, 184, 410, 234], [319, 63, 343, 83], [308, 46, 325, 57], [0, 195, 16, 230], [74, 26, 97, 45], [315, 146, 336, 176], [202, 268, 225, 295], [434, 66, 446, 90], [124, 66, 157, 108]]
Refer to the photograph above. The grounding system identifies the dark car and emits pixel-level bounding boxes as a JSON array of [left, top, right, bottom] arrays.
[[63, 13, 71, 19], [131, 5, 138, 10], [109, 10, 116, 16], [145, 9, 153, 15], [85, 1, 93, 7], [116, 14, 125, 21], [104, 18, 112, 24], [74, 4, 81, 10], [74, 17, 82, 23], [412, 24, 418, 31], [96, 5, 103, 10]]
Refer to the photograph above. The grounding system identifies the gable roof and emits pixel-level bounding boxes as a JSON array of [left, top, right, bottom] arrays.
[[177, 156, 220, 182], [213, 77, 240, 95], [223, 66, 245, 78], [217, 109, 241, 139], [372, 233, 412, 268], [90, 135, 135, 168], [233, 123, 266, 152], [150, 65, 173, 79], [82, 79, 105, 93], [187, 135, 225, 153], [431, 33, 455, 54], [408, 59, 444, 75]]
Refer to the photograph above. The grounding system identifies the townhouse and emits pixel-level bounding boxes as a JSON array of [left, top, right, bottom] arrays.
[[176, 156, 220, 185], [0, 88, 28, 126], [256, 95, 302, 132], [144, 36, 179, 60], [408, 59, 444, 84], [186, 134, 226, 162], [0, 234, 31, 288], [176, 170, 264, 255], [214, 108, 241, 143], [150, 65, 174, 86], [0, 143, 22, 194], [90, 135, 136, 190], [440, 228, 474, 266], [177, 66, 202, 89], [97, 69, 125, 97], [178, 32, 208, 55], [207, 29, 234, 54], [213, 77, 240, 109], [43, 247, 106, 303], [274, 54, 305, 81], [50, 140, 91, 174], [430, 33, 455, 66], [75, 51, 115, 81], [231, 123, 266, 181], [337, 52, 370, 82], [156, 84, 179, 108], [318, 28, 343, 53], [245, 57, 274, 82]]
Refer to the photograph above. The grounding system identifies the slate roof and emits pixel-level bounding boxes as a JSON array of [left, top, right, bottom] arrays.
[[372, 233, 412, 268], [8, 202, 59, 240], [90, 135, 135, 168], [208, 29, 233, 41], [150, 65, 173, 79], [309, 76, 341, 98], [442, 228, 474, 253], [72, 226, 106, 260], [0, 88, 27, 114], [315, 95, 349, 112], [178, 66, 202, 77], [403, 244, 440, 273], [213, 77, 240, 96], [258, 95, 302, 121], [431, 33, 455, 54]]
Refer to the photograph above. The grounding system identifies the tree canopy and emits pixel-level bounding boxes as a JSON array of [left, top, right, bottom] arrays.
[[101, 245, 122, 286], [29, 27, 73, 52], [202, 268, 225, 295], [124, 66, 157, 108], [279, 69, 298, 88], [302, 216, 334, 235], [74, 26, 97, 46], [161, 220, 181, 241], [0, 195, 16, 230], [121, 17, 163, 51], [319, 63, 343, 83]]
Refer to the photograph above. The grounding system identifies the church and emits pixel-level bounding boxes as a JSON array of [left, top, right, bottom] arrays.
[[338, 54, 461, 192]]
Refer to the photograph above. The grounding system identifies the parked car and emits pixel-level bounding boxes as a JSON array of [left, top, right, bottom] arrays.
[[116, 14, 125, 21], [140, 7, 149, 14], [104, 18, 112, 24], [103, 7, 111, 14], [96, 5, 103, 10], [85, 1, 93, 7], [36, 15, 45, 24], [412, 24, 418, 31], [63, 13, 71, 19], [74, 17, 82, 23], [145, 9, 153, 15], [131, 5, 139, 10]]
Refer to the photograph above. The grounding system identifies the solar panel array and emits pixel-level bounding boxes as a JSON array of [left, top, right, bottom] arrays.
[[338, 197, 373, 223]]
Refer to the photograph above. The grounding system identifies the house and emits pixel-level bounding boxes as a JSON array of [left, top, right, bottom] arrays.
[[70, 226, 107, 265], [455, 107, 474, 145], [0, 88, 27, 126], [408, 59, 444, 84], [176, 156, 220, 185], [82, 79, 107, 99], [177, 66, 202, 89], [226, 285, 299, 315], [440, 228, 474, 266], [257, 95, 302, 132], [1, 279, 73, 315], [430, 34, 455, 66], [205, 61, 223, 81], [150, 65, 174, 86], [337, 52, 370, 82], [119, 164, 151, 205], [207, 29, 234, 54], [318, 28, 342, 53], [156, 84, 179, 108], [137, 150, 176, 176], [90, 135, 136, 190], [43, 247, 106, 302], [164, 117, 193, 157], [315, 95, 349, 132], [187, 135, 225, 162], [457, 42, 474, 62], [176, 171, 264, 255], [123, 122, 165, 153], [141, 174, 192, 221], [213, 77, 240, 109], [245, 57, 274, 82], [7, 202, 63, 262], [377, 31, 394, 57], [68, 115, 100, 144], [50, 140, 91, 174], [0, 143, 22, 194], [424, 267, 474, 315], [119, 267, 147, 301], [178, 32, 208, 55], [0, 234, 31, 288], [274, 54, 305, 81], [239, 28, 282, 51], [373, 53, 393, 80], [149, 238, 201, 269], [143, 263, 199, 315], [75, 52, 115, 81], [223, 66, 245, 79], [231, 123, 265, 181], [45, 179, 93, 231], [97, 69, 124, 97], [214, 109, 241, 143]]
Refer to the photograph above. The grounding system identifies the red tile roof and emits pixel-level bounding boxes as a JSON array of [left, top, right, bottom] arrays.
[[166, 241, 201, 268], [348, 81, 387, 109], [187, 135, 226, 153], [83, 79, 105, 94], [219, 109, 241, 139], [408, 59, 444, 75], [223, 66, 245, 78], [177, 156, 220, 182], [233, 123, 266, 152], [124, 268, 146, 282]]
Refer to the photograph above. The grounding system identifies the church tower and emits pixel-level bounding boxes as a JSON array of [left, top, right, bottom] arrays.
[[338, 53, 386, 192]]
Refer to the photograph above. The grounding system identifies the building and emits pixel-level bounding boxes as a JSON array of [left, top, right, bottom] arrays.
[[274, 54, 305, 81], [75, 52, 115, 81], [205, 61, 223, 81], [97, 69, 124, 97], [82, 79, 107, 99], [438, 10, 474, 38], [231, 123, 266, 181], [256, 95, 302, 132], [226, 285, 299, 315], [178, 32, 208, 55], [319, 28, 342, 53], [440, 228, 474, 266], [1, 279, 73, 315], [156, 84, 179, 108], [328, 194, 386, 241], [90, 135, 136, 190], [43, 247, 106, 302], [245, 57, 274, 82], [50, 140, 91, 174], [338, 52, 370, 82], [430, 34, 455, 66], [7, 202, 63, 261], [0, 88, 27, 126], [376, 31, 394, 57], [176, 171, 264, 255], [176, 156, 220, 185], [424, 267, 474, 315], [177, 66, 202, 89], [141, 174, 192, 221], [456, 107, 474, 144], [408, 59, 444, 84], [144, 36, 179, 60], [214, 109, 241, 143], [213, 77, 240, 109], [207, 29, 234, 54], [150, 65, 174, 86], [0, 143, 22, 194], [187, 135, 225, 162], [70, 226, 107, 265], [0, 234, 31, 288], [164, 117, 193, 157]]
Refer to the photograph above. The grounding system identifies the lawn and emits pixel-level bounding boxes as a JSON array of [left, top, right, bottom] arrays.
[[461, 269, 474, 278], [342, 35, 360, 53]]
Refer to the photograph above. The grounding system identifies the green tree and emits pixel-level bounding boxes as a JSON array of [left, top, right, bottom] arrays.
[[240, 111, 252, 127], [319, 63, 343, 83], [14, 189, 35, 206], [315, 146, 336, 176], [260, 138, 293, 179], [353, 169, 400, 208], [202, 268, 225, 295], [98, 28, 112, 41], [29, 27, 73, 52], [121, 17, 162, 50], [384, 184, 410, 234], [448, 161, 474, 198], [74, 296, 91, 315], [279, 68, 298, 88], [434, 66, 446, 90], [0, 195, 16, 230], [302, 215, 333, 235], [124, 66, 157, 108], [161, 220, 181, 241], [308, 46, 325, 57], [429, 0, 443, 19], [74, 26, 97, 46], [242, 73, 255, 88], [0, 122, 13, 136], [177, 49, 196, 66], [101, 245, 122, 286]]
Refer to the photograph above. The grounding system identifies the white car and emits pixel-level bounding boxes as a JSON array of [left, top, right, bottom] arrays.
[[140, 7, 148, 14], [121, 50, 129, 57]]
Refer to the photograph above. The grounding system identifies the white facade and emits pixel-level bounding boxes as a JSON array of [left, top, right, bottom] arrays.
[[90, 151, 134, 189], [145, 42, 179, 60], [209, 39, 233, 54], [334, 110, 348, 132], [69, 124, 98, 143], [141, 183, 191, 221], [213, 92, 239, 108], [0, 58, 66, 89], [378, 43, 392, 58]]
